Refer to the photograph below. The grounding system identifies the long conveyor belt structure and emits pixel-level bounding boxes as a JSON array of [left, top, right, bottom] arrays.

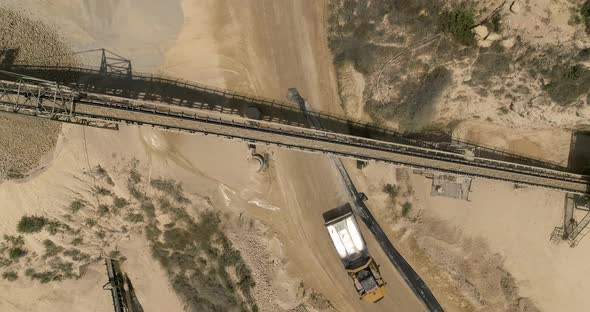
[[0, 70, 588, 194]]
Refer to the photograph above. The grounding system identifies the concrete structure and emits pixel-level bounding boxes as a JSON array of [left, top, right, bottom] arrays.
[[430, 174, 472, 201]]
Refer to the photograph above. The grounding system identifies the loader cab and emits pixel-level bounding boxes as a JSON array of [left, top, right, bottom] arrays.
[[349, 257, 385, 303]]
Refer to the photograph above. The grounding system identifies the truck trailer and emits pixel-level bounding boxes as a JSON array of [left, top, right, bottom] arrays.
[[323, 203, 385, 302]]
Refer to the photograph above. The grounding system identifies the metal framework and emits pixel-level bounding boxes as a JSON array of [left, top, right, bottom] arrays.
[[100, 49, 132, 77], [103, 258, 127, 312], [551, 194, 590, 247], [103, 258, 143, 312], [0, 70, 118, 129], [0, 69, 587, 194]]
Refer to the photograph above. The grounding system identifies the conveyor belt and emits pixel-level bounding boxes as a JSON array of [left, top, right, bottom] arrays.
[[0, 75, 588, 194]]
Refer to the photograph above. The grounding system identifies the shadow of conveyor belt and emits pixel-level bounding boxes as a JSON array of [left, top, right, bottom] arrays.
[[3, 64, 571, 174], [298, 93, 444, 312], [125, 274, 145, 312]]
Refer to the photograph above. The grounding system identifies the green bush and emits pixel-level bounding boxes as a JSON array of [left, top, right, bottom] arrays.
[[127, 169, 145, 200], [50, 260, 75, 279], [69, 199, 85, 213], [145, 223, 162, 242], [440, 9, 476, 45], [490, 14, 502, 32], [2, 271, 18, 281], [3, 235, 24, 247], [124, 213, 144, 223], [17, 215, 48, 233], [402, 202, 413, 217], [113, 197, 129, 210], [71, 237, 83, 246], [582, 1, 590, 33], [94, 186, 113, 197], [27, 269, 63, 283], [147, 208, 258, 311], [8, 246, 27, 259], [46, 220, 66, 235], [63, 248, 90, 262], [95, 230, 106, 239], [544, 63, 590, 104], [84, 218, 97, 227], [383, 184, 400, 201], [164, 228, 192, 250], [128, 186, 145, 201], [94, 165, 114, 186], [129, 168, 141, 185], [141, 201, 156, 219], [43, 239, 64, 258], [98, 204, 110, 216], [151, 178, 190, 204]]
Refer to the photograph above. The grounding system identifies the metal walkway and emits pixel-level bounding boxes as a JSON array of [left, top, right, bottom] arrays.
[[0, 70, 588, 194]]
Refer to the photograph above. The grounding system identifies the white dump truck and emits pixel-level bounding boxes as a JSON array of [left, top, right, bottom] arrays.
[[323, 203, 385, 302]]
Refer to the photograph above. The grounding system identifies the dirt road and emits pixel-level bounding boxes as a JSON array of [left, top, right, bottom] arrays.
[[212, 1, 425, 311], [0, 1, 425, 310]]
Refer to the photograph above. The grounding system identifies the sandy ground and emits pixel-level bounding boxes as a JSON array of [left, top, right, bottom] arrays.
[[0, 8, 70, 181], [2, 0, 184, 71], [0, 0, 424, 311], [408, 175, 590, 312], [453, 121, 573, 165], [204, 1, 425, 311], [326, 0, 590, 311], [0, 125, 186, 311], [4, 1, 588, 312]]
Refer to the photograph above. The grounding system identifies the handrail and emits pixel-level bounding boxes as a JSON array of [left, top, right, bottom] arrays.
[[1, 79, 588, 193], [0, 64, 572, 170]]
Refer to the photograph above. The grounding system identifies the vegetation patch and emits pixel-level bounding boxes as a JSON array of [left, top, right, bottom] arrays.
[[8, 246, 27, 260], [544, 63, 590, 105], [470, 52, 512, 85], [440, 9, 476, 46], [402, 202, 413, 217], [63, 248, 90, 262], [71, 237, 83, 246], [383, 183, 400, 202], [113, 196, 129, 210], [98, 204, 110, 216], [124, 213, 144, 223], [2, 270, 18, 281], [0, 235, 26, 265], [69, 199, 85, 213], [150, 178, 190, 204], [46, 220, 68, 235], [25, 268, 63, 283], [17, 215, 48, 233], [582, 0, 590, 33], [141, 174, 257, 311], [94, 165, 114, 186], [84, 218, 97, 227], [94, 186, 113, 197], [43, 239, 64, 259], [149, 210, 257, 311]]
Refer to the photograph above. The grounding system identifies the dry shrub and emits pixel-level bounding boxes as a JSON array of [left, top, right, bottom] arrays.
[[412, 217, 539, 311]]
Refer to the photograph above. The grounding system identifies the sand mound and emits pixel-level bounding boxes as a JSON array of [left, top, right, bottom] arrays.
[[0, 7, 79, 181]]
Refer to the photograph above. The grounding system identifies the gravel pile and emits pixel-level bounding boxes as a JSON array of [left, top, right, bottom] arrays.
[[0, 7, 77, 66], [0, 114, 61, 179], [0, 7, 78, 180]]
